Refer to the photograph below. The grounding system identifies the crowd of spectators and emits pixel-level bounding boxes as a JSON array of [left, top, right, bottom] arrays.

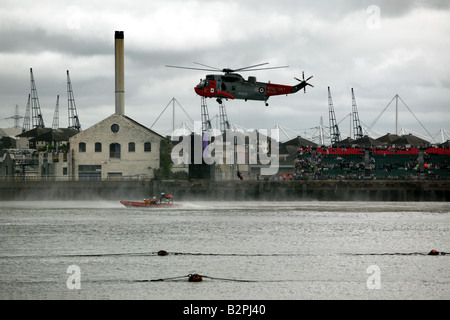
[[292, 146, 450, 180]]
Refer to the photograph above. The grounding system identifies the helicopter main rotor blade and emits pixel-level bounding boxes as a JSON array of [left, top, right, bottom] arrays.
[[233, 63, 270, 72], [193, 62, 223, 71], [238, 66, 289, 72], [165, 65, 218, 72], [166, 62, 289, 73]]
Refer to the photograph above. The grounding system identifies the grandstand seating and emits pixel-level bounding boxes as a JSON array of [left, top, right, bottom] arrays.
[[293, 147, 449, 180]]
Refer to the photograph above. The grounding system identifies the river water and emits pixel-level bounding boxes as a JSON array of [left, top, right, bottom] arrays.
[[0, 200, 449, 300]]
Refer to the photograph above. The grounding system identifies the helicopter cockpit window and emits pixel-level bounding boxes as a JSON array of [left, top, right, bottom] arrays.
[[197, 79, 207, 89]]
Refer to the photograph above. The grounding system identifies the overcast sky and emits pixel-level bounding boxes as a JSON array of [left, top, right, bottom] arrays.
[[1, 0, 449, 143]]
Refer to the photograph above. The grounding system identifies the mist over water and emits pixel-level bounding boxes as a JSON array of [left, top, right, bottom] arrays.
[[0, 200, 449, 299]]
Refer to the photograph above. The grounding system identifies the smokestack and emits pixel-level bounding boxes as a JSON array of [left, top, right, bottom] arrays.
[[115, 31, 125, 115]]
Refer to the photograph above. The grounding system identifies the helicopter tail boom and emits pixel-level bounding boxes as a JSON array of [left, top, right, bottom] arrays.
[[265, 72, 313, 97], [265, 83, 293, 96], [291, 82, 307, 94]]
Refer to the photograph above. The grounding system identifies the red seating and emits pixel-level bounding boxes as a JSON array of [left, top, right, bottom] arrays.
[[313, 147, 449, 155]]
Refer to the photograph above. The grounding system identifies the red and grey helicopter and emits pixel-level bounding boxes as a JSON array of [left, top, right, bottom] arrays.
[[166, 62, 313, 106]]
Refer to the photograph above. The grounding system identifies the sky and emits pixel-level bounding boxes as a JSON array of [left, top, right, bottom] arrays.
[[1, 0, 449, 144]]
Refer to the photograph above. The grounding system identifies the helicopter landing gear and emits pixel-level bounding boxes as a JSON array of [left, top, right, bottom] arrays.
[[216, 98, 222, 104], [265, 102, 269, 107]]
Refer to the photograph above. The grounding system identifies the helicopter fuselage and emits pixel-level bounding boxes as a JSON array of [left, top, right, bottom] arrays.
[[194, 73, 305, 104]]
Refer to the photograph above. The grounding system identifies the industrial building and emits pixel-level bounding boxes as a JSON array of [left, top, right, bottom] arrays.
[[69, 113, 162, 180], [68, 31, 163, 180]]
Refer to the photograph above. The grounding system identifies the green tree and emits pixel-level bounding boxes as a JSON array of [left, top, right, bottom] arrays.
[[154, 136, 188, 180]]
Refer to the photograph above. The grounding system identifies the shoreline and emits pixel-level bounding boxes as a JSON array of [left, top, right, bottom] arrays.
[[1, 179, 448, 202]]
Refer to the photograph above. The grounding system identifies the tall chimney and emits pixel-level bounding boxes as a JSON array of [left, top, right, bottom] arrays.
[[115, 31, 124, 115]]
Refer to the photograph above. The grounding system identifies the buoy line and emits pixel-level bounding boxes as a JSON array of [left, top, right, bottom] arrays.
[[2, 249, 445, 260], [346, 250, 447, 256], [134, 274, 310, 283]]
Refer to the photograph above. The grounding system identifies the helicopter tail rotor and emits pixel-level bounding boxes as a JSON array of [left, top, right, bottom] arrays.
[[294, 71, 314, 93]]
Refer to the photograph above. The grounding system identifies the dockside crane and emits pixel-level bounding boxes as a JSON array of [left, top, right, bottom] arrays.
[[351, 88, 363, 139], [67, 70, 81, 131], [328, 87, 341, 145], [52, 95, 60, 130], [30, 68, 45, 128], [22, 94, 31, 132]]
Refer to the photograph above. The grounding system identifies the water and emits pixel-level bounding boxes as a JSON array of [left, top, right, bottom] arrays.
[[0, 200, 449, 300]]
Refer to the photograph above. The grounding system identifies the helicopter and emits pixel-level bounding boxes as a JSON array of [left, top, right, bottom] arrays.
[[165, 62, 313, 106]]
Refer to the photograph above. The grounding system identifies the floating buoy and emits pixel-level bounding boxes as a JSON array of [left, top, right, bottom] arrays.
[[188, 274, 203, 282], [157, 250, 169, 256]]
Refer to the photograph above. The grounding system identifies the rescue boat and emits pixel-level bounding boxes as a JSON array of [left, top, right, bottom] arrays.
[[120, 193, 180, 208]]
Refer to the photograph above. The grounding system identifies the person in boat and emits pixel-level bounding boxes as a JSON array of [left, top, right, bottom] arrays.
[[150, 196, 158, 205], [165, 194, 174, 203]]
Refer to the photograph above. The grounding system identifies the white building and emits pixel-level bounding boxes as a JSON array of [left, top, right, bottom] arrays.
[[67, 31, 165, 180], [69, 114, 163, 180]]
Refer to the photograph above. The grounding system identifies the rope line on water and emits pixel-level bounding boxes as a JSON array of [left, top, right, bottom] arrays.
[[134, 274, 289, 283], [135, 275, 190, 282], [1, 250, 446, 260]]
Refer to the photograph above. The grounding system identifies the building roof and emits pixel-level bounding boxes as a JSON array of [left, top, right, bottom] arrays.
[[69, 114, 165, 142], [0, 128, 22, 138], [352, 135, 386, 146], [283, 135, 318, 147], [16, 127, 52, 138], [122, 115, 165, 139], [334, 137, 355, 147], [376, 133, 401, 143], [28, 128, 79, 143], [0, 136, 17, 149], [391, 134, 430, 146]]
